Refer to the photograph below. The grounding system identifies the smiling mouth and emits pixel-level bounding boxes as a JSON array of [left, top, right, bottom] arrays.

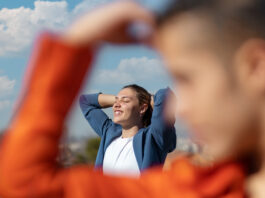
[[114, 110, 123, 116]]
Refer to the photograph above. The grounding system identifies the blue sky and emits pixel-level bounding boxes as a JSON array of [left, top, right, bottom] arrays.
[[0, 0, 188, 139]]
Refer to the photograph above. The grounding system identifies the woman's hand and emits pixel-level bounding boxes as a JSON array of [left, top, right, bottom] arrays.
[[62, 1, 155, 47]]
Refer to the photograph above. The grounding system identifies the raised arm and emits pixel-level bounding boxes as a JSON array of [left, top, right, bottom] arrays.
[[0, 32, 93, 197], [148, 88, 177, 152], [0, 2, 156, 197], [0, 2, 246, 198], [79, 93, 115, 137]]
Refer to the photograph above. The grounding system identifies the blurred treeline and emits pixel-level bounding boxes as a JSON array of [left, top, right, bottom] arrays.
[[57, 137, 101, 167]]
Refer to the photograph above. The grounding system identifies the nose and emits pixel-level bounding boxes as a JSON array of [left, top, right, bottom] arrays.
[[113, 100, 121, 108]]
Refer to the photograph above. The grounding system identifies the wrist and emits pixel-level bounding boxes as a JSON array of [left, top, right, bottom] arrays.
[[60, 28, 100, 48], [98, 93, 116, 108]]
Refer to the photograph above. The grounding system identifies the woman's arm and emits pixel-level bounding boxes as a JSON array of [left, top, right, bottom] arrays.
[[79, 93, 113, 137], [148, 88, 177, 152], [79, 93, 115, 137]]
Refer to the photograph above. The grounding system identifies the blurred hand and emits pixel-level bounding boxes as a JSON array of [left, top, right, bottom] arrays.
[[164, 90, 177, 124], [62, 1, 155, 47], [247, 171, 265, 198]]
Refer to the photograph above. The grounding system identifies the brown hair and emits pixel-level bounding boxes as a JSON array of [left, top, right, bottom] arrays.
[[123, 84, 153, 127]]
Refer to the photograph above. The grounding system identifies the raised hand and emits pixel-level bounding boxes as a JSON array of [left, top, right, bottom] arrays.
[[62, 1, 155, 47]]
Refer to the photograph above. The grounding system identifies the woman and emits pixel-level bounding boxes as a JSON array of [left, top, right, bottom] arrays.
[[79, 84, 176, 176]]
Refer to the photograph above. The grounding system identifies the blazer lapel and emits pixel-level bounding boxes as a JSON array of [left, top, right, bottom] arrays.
[[133, 129, 144, 170]]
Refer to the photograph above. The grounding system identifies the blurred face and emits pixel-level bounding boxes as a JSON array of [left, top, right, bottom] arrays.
[[113, 88, 142, 128], [155, 14, 261, 161]]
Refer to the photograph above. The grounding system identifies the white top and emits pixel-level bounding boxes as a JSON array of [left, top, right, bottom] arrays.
[[103, 135, 140, 177]]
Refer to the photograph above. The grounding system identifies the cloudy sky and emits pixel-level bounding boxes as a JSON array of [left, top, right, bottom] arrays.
[[0, 0, 189, 139]]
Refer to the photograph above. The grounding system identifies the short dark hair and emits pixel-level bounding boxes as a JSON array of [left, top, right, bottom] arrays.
[[123, 84, 152, 127], [156, 0, 265, 47]]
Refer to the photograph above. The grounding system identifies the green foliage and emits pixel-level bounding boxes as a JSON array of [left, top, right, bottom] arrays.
[[74, 137, 101, 165], [85, 137, 101, 163]]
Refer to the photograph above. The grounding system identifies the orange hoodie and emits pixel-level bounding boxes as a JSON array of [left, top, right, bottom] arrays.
[[0, 33, 246, 198]]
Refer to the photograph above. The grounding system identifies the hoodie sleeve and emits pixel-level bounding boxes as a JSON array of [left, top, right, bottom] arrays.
[[0, 32, 94, 197]]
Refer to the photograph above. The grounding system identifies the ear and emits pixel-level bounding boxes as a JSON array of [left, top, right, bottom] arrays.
[[235, 39, 265, 97], [140, 104, 148, 115]]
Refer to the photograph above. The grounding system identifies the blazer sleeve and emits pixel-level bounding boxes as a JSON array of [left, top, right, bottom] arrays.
[[79, 93, 113, 137], [147, 88, 177, 152]]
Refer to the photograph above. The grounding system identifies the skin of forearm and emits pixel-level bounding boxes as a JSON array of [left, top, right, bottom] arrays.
[[98, 93, 116, 108]]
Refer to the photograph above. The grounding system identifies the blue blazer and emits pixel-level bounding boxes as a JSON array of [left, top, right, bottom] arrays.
[[79, 88, 177, 171]]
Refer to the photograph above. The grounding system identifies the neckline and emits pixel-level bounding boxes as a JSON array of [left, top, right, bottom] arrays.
[[120, 135, 134, 140]]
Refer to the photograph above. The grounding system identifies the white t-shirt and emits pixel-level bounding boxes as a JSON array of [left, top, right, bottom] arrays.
[[103, 135, 140, 177]]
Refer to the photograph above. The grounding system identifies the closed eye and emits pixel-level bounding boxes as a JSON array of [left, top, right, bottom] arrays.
[[122, 99, 130, 103], [115, 97, 131, 103]]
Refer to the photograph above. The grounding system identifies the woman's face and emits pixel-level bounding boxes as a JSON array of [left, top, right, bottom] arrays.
[[112, 88, 142, 127]]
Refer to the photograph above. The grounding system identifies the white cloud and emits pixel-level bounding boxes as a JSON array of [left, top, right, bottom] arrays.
[[0, 76, 16, 96], [0, 100, 11, 110], [0, 1, 69, 56], [93, 57, 168, 85], [0, 0, 117, 56]]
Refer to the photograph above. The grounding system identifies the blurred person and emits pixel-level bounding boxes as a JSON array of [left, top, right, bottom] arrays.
[[0, 0, 264, 198], [79, 85, 176, 176], [154, 0, 265, 196]]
